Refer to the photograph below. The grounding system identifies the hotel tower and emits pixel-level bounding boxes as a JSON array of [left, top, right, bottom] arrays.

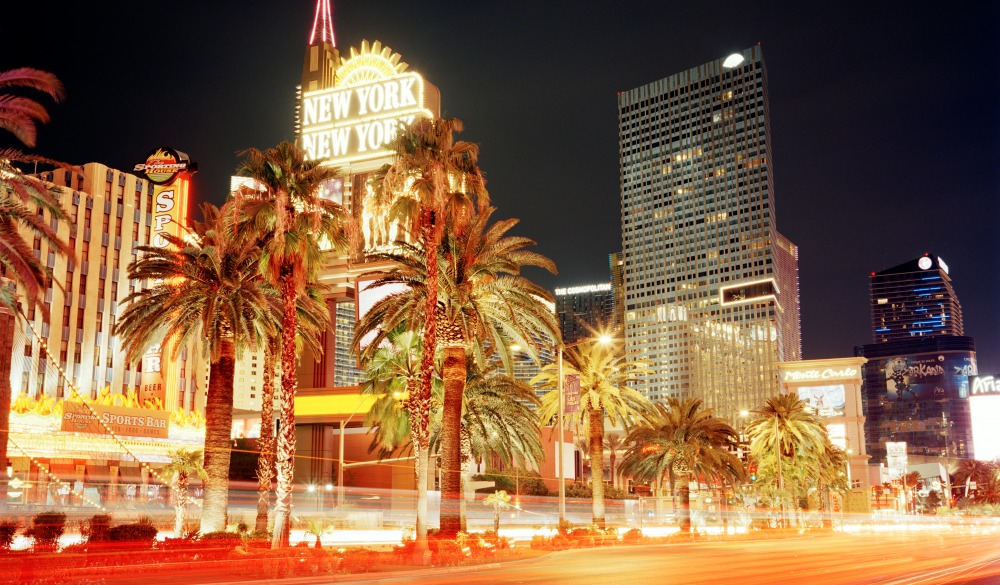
[[618, 46, 801, 423]]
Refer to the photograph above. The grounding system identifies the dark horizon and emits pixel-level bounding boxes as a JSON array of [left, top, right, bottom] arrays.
[[2, 1, 997, 372]]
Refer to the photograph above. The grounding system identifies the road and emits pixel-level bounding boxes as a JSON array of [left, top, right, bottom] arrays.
[[330, 528, 1000, 585]]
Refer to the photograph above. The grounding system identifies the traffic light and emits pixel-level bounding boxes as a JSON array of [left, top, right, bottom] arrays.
[[749, 464, 757, 482]]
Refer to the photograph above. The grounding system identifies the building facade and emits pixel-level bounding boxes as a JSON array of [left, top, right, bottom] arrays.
[[21, 162, 204, 411], [555, 282, 615, 345], [777, 358, 871, 505], [870, 252, 964, 343], [855, 336, 977, 465], [618, 46, 801, 423]]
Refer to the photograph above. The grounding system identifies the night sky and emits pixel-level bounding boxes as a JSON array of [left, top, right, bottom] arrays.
[[2, 1, 998, 371]]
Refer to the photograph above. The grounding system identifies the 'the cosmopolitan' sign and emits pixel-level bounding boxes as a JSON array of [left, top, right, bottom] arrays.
[[783, 367, 859, 382], [301, 73, 434, 163]]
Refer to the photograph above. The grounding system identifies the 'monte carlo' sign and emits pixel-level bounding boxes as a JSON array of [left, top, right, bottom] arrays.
[[300, 41, 439, 166]]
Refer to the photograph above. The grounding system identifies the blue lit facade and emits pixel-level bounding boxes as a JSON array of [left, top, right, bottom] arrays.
[[870, 253, 963, 343], [855, 337, 977, 465]]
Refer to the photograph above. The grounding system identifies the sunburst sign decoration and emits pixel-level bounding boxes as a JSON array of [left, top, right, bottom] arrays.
[[335, 40, 408, 87]]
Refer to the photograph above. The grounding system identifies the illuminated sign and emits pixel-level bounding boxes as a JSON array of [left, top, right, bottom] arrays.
[[882, 352, 976, 401], [971, 375, 1000, 396], [554, 283, 612, 296], [133, 147, 195, 186], [783, 367, 858, 382], [720, 278, 778, 306], [796, 384, 846, 417], [918, 256, 932, 270], [301, 72, 435, 163], [938, 257, 949, 274], [61, 402, 169, 439]]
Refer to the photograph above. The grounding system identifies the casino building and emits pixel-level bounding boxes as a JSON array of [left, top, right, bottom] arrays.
[[4, 157, 207, 509], [855, 253, 977, 466], [275, 2, 575, 498]]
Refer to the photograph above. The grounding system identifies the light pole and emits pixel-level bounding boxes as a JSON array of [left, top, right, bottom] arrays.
[[555, 334, 612, 525], [338, 395, 370, 508]]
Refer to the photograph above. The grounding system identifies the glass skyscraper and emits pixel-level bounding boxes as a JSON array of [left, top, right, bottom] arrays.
[[870, 253, 963, 343], [618, 46, 801, 423]]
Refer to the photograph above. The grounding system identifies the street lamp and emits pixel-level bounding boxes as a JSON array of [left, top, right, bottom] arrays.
[[556, 333, 612, 525], [338, 395, 370, 508]]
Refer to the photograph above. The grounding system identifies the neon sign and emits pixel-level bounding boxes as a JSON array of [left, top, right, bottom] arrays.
[[301, 72, 434, 163], [783, 367, 859, 382]]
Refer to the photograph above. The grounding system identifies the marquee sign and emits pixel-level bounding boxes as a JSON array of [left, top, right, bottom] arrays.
[[971, 375, 1000, 397], [61, 402, 170, 440], [783, 367, 859, 383], [300, 41, 439, 165]]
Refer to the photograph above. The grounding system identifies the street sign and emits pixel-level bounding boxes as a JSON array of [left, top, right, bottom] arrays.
[[564, 374, 581, 414]]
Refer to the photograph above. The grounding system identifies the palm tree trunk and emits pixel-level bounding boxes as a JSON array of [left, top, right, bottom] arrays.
[[678, 471, 692, 533], [439, 345, 466, 537], [416, 205, 438, 539], [459, 427, 472, 533], [0, 308, 13, 512], [201, 338, 236, 533], [589, 408, 606, 528], [412, 430, 431, 565], [255, 349, 276, 533], [610, 452, 617, 490], [272, 273, 299, 548], [174, 473, 189, 536]]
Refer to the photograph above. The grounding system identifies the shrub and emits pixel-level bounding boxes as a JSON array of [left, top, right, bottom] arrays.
[[199, 531, 243, 550], [622, 528, 643, 544], [473, 468, 549, 496], [563, 482, 631, 499], [25, 511, 66, 552], [83, 514, 112, 544], [109, 521, 158, 548], [0, 518, 18, 550]]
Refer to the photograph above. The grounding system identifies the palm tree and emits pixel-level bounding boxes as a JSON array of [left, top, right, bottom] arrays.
[[618, 398, 744, 532], [435, 206, 558, 534], [604, 432, 626, 489], [440, 358, 543, 532], [370, 118, 489, 536], [354, 203, 556, 535], [115, 202, 275, 533], [162, 448, 208, 537], [534, 340, 651, 528], [954, 459, 996, 499], [254, 284, 329, 534], [358, 324, 435, 562], [0, 68, 69, 491], [0, 67, 64, 149], [745, 393, 827, 527], [234, 141, 351, 547]]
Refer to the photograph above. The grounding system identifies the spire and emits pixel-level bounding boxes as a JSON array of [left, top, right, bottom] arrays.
[[309, 0, 336, 47]]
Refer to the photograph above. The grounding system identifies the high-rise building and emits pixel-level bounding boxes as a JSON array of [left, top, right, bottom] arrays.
[[870, 252, 964, 343], [19, 162, 205, 412], [618, 46, 801, 423], [555, 282, 615, 345], [855, 336, 976, 464]]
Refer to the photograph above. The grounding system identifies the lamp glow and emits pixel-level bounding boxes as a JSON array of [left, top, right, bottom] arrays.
[[723, 53, 745, 68]]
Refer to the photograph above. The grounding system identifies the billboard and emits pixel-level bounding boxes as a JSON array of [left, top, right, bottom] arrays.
[[796, 384, 845, 418], [880, 352, 976, 401]]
